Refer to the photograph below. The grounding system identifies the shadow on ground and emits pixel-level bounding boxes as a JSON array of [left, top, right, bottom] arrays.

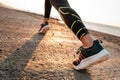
[[74, 69, 92, 80], [0, 34, 44, 80]]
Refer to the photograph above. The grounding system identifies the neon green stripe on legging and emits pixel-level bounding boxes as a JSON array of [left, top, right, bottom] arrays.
[[58, 7, 70, 15], [59, 7, 80, 19], [71, 14, 81, 20], [71, 21, 76, 29], [76, 28, 83, 36], [71, 20, 82, 29]]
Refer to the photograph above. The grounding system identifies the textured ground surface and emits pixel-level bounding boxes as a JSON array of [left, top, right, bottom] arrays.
[[0, 6, 120, 80]]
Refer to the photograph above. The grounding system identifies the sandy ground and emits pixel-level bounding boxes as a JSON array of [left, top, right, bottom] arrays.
[[0, 6, 120, 80]]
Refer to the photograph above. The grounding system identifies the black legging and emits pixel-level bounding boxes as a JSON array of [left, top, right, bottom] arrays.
[[44, 0, 89, 39]]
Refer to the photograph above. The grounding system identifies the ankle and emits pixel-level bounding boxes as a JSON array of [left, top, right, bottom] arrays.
[[43, 18, 49, 24], [82, 41, 94, 48], [81, 34, 95, 48]]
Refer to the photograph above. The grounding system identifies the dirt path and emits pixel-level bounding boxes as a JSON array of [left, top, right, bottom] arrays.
[[0, 6, 120, 80]]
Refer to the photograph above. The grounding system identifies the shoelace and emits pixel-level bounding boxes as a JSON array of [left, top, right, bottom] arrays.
[[75, 47, 85, 63], [76, 47, 83, 54], [75, 53, 85, 64]]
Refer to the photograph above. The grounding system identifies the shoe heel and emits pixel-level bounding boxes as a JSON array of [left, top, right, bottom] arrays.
[[87, 49, 110, 68]]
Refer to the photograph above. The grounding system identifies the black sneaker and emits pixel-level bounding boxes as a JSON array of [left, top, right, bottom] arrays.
[[73, 40, 110, 70], [38, 22, 50, 34]]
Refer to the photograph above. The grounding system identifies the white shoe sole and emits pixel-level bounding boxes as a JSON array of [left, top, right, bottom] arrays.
[[38, 25, 50, 34], [73, 49, 110, 70]]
